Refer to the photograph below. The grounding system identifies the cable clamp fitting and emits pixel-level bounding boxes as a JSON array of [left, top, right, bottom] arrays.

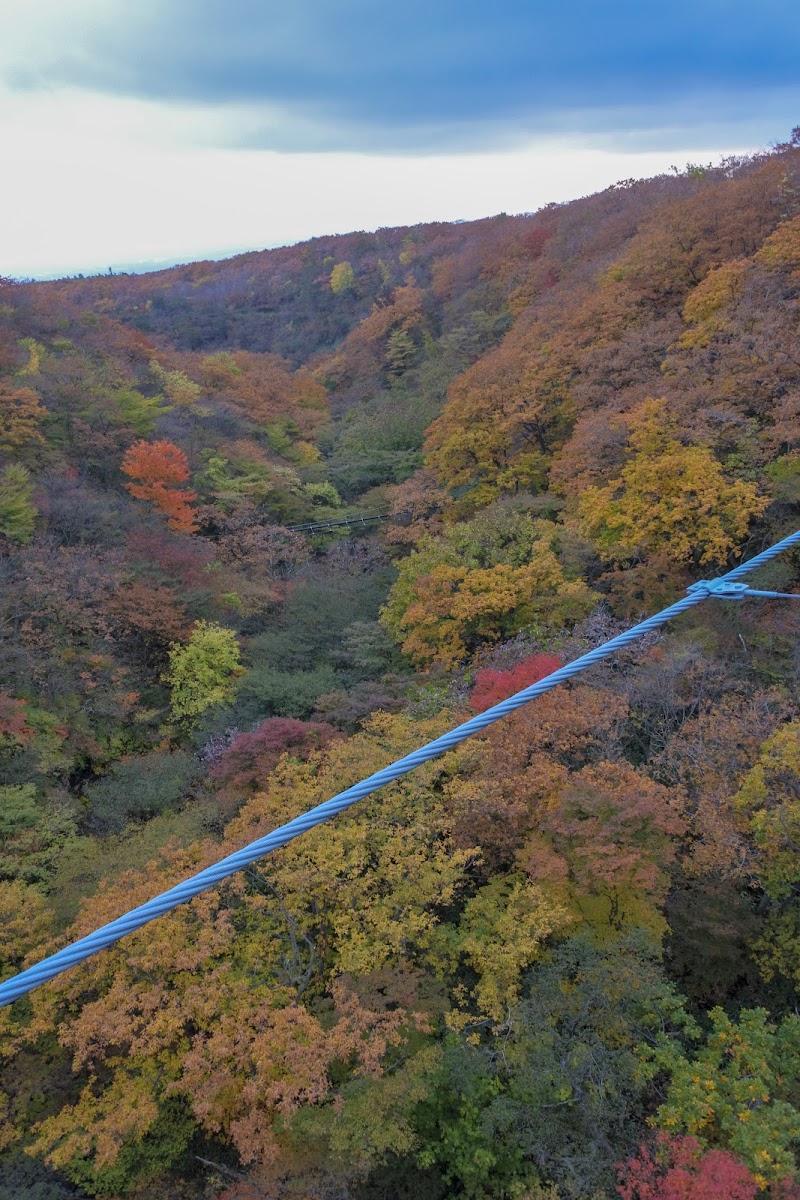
[[688, 580, 800, 601], [687, 580, 750, 600]]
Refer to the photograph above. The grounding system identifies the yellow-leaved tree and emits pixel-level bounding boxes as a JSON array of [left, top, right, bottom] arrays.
[[734, 721, 800, 988], [164, 620, 243, 728], [381, 506, 593, 666], [576, 398, 767, 565]]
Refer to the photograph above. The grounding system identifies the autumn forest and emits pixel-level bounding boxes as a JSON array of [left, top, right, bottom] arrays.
[[1, 134, 800, 1200]]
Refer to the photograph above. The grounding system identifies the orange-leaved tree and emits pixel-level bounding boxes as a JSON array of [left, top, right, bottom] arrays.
[[121, 439, 198, 533], [0, 382, 46, 453]]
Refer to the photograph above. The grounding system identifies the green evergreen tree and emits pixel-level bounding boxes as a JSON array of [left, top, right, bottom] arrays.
[[0, 464, 37, 543]]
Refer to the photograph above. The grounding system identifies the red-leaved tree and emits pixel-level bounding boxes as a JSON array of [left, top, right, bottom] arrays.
[[212, 717, 339, 811], [617, 1134, 759, 1200], [121, 439, 198, 533], [469, 653, 562, 713], [0, 692, 35, 749]]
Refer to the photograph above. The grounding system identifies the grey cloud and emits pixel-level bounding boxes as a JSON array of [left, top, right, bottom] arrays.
[[6, 0, 800, 153]]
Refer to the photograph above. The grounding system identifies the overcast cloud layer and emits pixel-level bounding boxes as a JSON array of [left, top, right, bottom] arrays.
[[4, 0, 799, 153], [2, 0, 798, 278]]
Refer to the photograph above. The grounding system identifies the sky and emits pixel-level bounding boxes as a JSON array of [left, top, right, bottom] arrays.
[[1, 0, 798, 280]]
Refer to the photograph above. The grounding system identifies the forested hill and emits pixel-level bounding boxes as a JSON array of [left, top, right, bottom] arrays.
[[1, 136, 799, 1200], [23, 215, 529, 365]]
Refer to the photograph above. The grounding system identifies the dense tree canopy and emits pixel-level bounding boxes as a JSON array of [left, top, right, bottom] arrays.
[[0, 139, 799, 1199]]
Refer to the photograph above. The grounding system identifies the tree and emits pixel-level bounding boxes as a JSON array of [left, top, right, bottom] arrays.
[[82, 749, 199, 834], [0, 382, 46, 453], [386, 327, 417, 381], [106, 385, 172, 436], [415, 936, 679, 1200], [0, 464, 37, 543], [163, 620, 243, 727], [413, 1038, 528, 1199], [330, 261, 355, 294], [469, 653, 562, 712], [440, 873, 572, 1025], [538, 761, 686, 936], [385, 555, 591, 668], [212, 717, 338, 801], [121, 439, 198, 533], [617, 1133, 759, 1200], [197, 353, 328, 447], [206, 511, 310, 600], [423, 326, 562, 513], [444, 682, 629, 875], [0, 693, 35, 751], [107, 577, 191, 666], [734, 721, 800, 903], [381, 516, 593, 667], [756, 213, 800, 271], [0, 783, 77, 883], [384, 467, 447, 545], [576, 399, 768, 566], [498, 936, 681, 1197], [653, 690, 789, 879], [149, 358, 201, 407], [678, 259, 750, 349], [324, 284, 425, 397], [638, 1005, 800, 1188], [0, 879, 54, 1154], [733, 721, 800, 988]]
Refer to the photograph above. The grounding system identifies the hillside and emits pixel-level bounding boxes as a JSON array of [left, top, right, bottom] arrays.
[[1, 134, 799, 1200]]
